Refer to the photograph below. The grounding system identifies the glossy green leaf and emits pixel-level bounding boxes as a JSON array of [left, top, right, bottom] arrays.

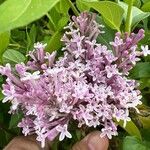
[[119, 2, 150, 28], [2, 49, 25, 64], [123, 136, 148, 150], [0, 0, 60, 33], [0, 32, 10, 61], [130, 62, 150, 79], [115, 119, 142, 140], [141, 1, 150, 12], [83, 1, 124, 31]]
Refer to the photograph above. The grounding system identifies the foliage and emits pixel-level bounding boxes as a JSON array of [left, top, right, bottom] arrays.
[[0, 0, 149, 149]]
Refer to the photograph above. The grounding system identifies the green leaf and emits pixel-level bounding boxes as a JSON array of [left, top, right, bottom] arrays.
[[57, 16, 69, 30], [0, 90, 4, 101], [140, 31, 150, 45], [0, 32, 10, 62], [0, 113, 3, 123], [96, 16, 115, 50], [60, 0, 70, 15], [26, 24, 37, 52], [123, 136, 148, 150], [83, 1, 124, 31], [139, 116, 150, 129], [141, 0, 150, 3], [0, 0, 5, 5], [46, 31, 62, 52], [124, 0, 136, 4], [130, 62, 150, 79], [141, 1, 150, 12], [119, 2, 150, 28], [79, 0, 98, 2], [9, 113, 23, 129], [141, 129, 150, 144], [46, 15, 68, 52], [0, 130, 7, 148], [139, 78, 150, 89], [76, 0, 90, 12], [47, 6, 62, 32], [0, 0, 60, 33], [2, 49, 25, 64], [48, 7, 69, 32], [76, 130, 82, 140], [115, 119, 142, 140], [5, 132, 13, 145]]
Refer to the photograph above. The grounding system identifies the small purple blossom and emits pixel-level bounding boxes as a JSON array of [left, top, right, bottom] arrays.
[[56, 124, 72, 141], [20, 71, 40, 81], [0, 12, 148, 147]]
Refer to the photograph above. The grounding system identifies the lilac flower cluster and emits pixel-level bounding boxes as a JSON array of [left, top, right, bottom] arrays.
[[110, 29, 145, 74], [0, 12, 149, 147]]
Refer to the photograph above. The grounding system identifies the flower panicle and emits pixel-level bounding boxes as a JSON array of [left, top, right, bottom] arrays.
[[0, 12, 149, 147], [110, 29, 148, 74]]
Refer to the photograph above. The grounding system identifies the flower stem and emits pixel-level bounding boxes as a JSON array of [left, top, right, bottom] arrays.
[[66, 0, 79, 16], [125, 0, 134, 33]]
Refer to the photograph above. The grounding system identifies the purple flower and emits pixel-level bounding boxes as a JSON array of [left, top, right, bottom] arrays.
[[101, 124, 118, 139], [110, 29, 145, 74], [110, 35, 123, 47], [20, 71, 40, 81], [0, 12, 145, 147], [2, 81, 15, 103], [56, 124, 72, 141]]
